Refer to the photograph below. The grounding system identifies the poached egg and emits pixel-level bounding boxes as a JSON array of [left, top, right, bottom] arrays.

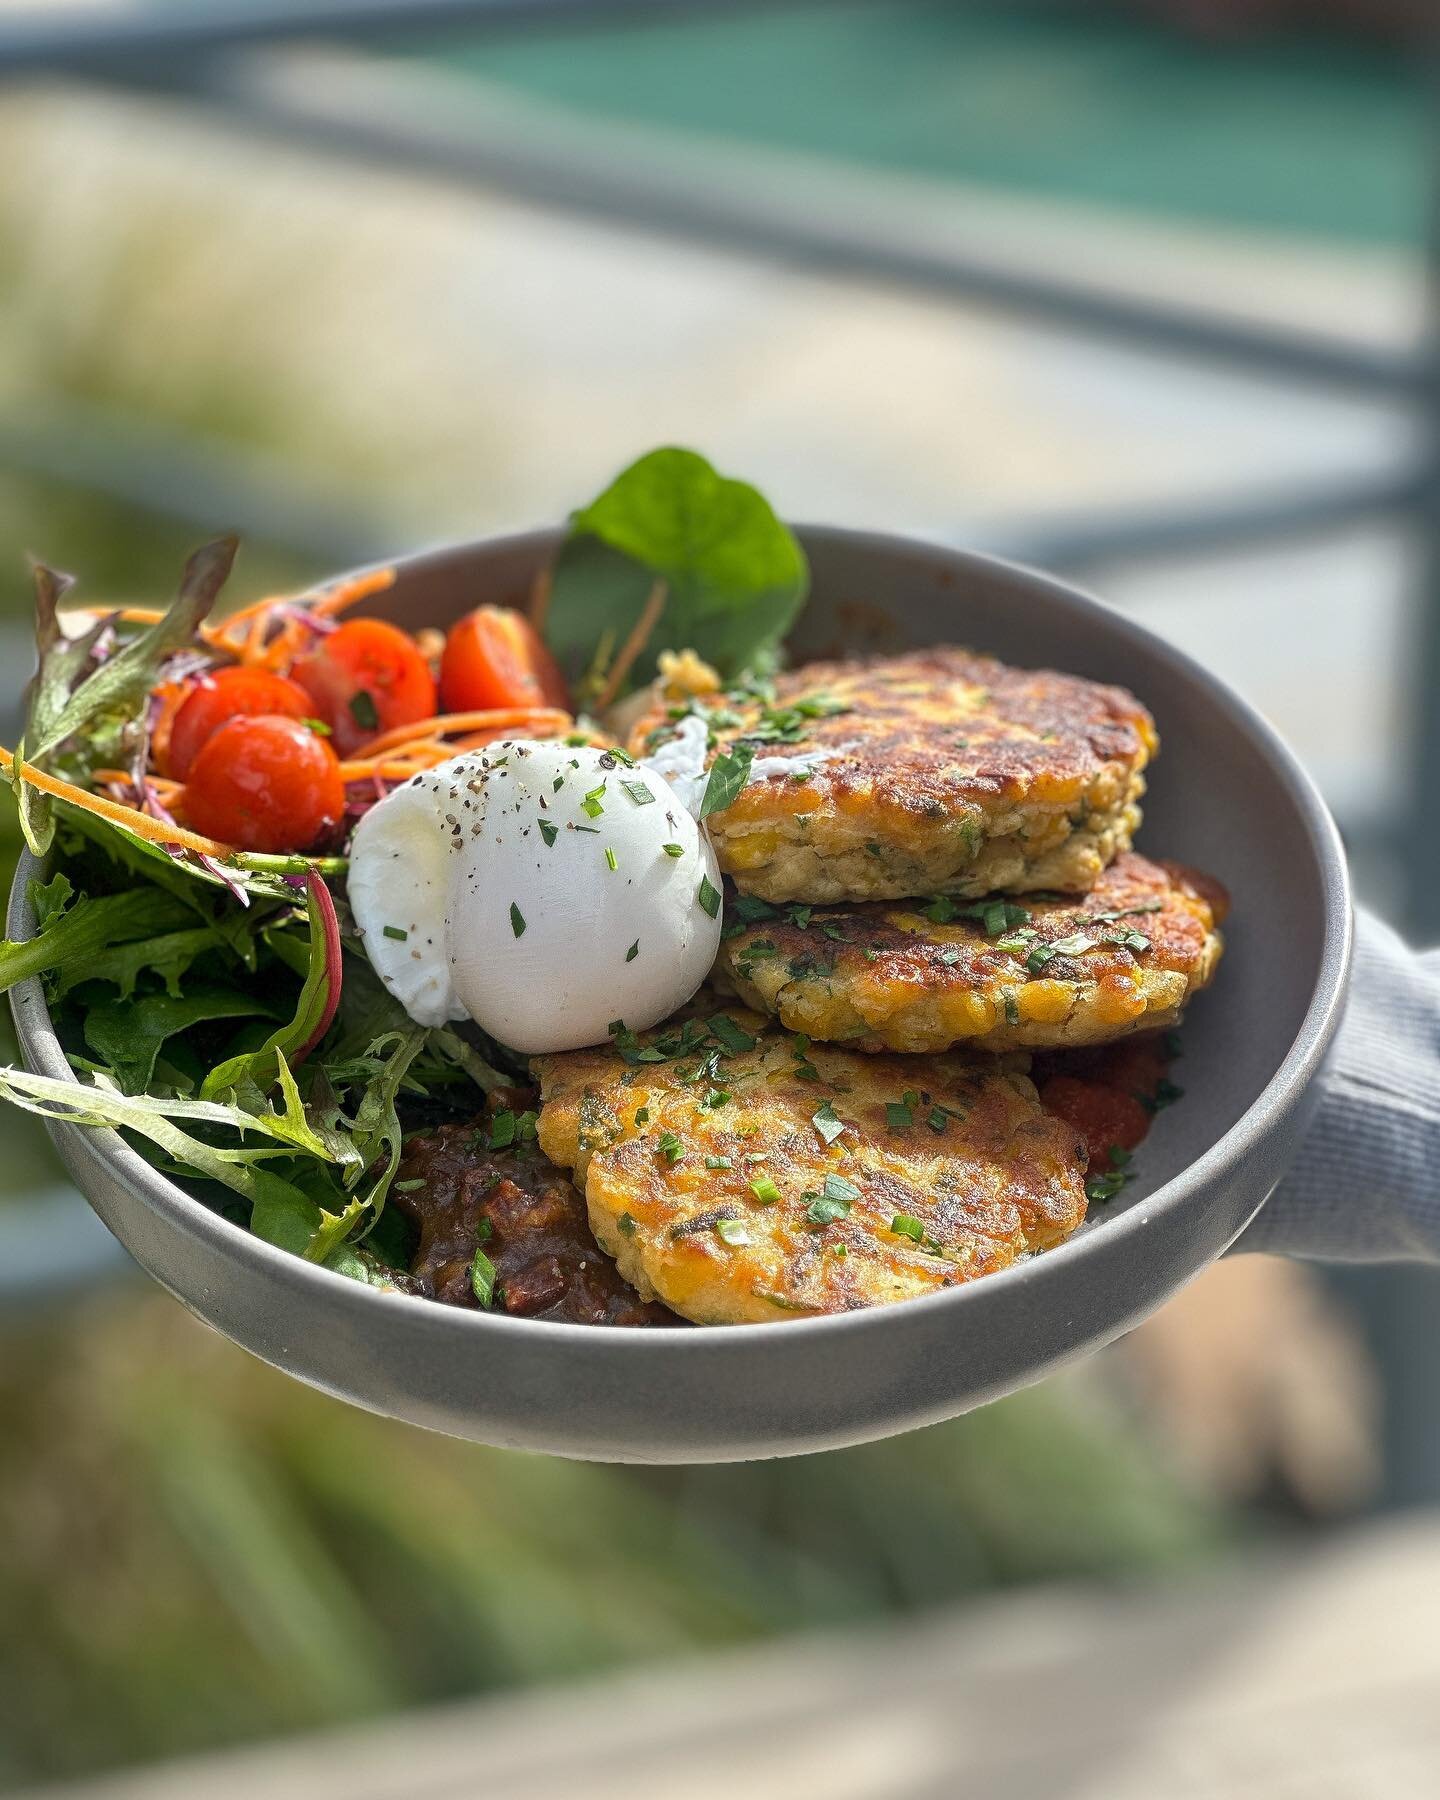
[[348, 739, 721, 1054]]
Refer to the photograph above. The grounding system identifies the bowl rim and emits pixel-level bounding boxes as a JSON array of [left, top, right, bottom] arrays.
[[7, 523, 1353, 1353]]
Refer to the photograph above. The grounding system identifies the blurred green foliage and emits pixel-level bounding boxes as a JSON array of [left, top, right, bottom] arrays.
[[0, 1291, 1226, 1790]]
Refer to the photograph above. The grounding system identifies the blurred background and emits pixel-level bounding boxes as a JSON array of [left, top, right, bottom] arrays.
[[0, 3, 1436, 1795]]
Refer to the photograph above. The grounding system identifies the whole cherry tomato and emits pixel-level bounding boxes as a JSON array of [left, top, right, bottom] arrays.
[[439, 606, 569, 715], [184, 714, 345, 852], [291, 619, 437, 755], [165, 667, 315, 780]]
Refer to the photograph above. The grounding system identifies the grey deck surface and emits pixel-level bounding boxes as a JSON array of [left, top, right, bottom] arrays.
[[25, 1515, 1440, 1799]]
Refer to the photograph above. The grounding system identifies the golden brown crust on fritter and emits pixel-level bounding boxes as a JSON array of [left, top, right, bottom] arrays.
[[716, 853, 1228, 1055], [630, 648, 1156, 904], [534, 1008, 1088, 1325]]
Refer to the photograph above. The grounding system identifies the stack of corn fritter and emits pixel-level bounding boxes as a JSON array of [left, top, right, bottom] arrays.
[[529, 646, 1227, 1325]]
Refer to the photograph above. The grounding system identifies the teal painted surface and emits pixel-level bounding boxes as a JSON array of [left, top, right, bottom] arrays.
[[418, 3, 1423, 247]]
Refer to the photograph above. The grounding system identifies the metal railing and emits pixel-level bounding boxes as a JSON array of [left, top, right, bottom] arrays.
[[0, 3, 1427, 808]]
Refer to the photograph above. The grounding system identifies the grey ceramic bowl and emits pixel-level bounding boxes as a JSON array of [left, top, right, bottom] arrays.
[[8, 527, 1350, 1462]]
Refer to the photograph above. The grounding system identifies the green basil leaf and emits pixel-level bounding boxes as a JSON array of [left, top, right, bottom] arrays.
[[545, 448, 808, 691]]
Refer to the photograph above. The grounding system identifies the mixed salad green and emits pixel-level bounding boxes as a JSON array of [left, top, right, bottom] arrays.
[[0, 447, 808, 1288]]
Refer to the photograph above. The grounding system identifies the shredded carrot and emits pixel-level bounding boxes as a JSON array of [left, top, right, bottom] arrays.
[[339, 755, 454, 783], [353, 708, 571, 760], [91, 566, 399, 661], [1, 749, 235, 859], [312, 566, 397, 619], [242, 608, 271, 663], [91, 770, 186, 805]]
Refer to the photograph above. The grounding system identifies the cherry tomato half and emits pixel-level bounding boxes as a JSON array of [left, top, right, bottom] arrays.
[[184, 714, 345, 852], [291, 619, 437, 756], [439, 606, 569, 715], [165, 667, 315, 780]]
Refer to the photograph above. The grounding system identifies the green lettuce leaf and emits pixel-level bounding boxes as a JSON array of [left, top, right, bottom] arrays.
[[248, 1174, 404, 1288], [200, 879, 336, 1100], [345, 1026, 428, 1214], [0, 878, 194, 996], [61, 925, 240, 1003], [0, 1061, 345, 1200], [83, 987, 279, 1094], [545, 447, 808, 692], [15, 537, 237, 855]]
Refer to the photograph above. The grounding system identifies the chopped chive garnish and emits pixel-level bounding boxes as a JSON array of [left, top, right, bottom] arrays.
[[715, 1218, 751, 1246], [348, 689, 379, 731], [470, 1247, 497, 1308], [1048, 933, 1098, 958], [749, 1175, 783, 1205], [662, 842, 685, 858], [382, 924, 408, 941], [812, 1100, 845, 1145], [606, 846, 618, 871], [393, 1178, 425, 1193], [983, 900, 1025, 935], [509, 902, 526, 938], [617, 1212, 637, 1237], [928, 1106, 950, 1133], [805, 1193, 848, 1226], [657, 1131, 685, 1164], [885, 1101, 913, 1130], [708, 1013, 755, 1054], [620, 779, 655, 806], [697, 874, 722, 918], [635, 1105, 650, 1125], [625, 939, 639, 962], [538, 819, 558, 847], [890, 1213, 925, 1242], [705, 1155, 733, 1170]]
